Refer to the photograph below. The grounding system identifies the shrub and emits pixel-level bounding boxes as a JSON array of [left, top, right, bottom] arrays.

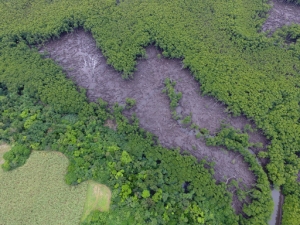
[[2, 144, 31, 171]]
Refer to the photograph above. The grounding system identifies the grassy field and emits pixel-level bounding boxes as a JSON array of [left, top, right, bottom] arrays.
[[0, 148, 89, 225], [0, 145, 112, 225], [81, 180, 111, 222]]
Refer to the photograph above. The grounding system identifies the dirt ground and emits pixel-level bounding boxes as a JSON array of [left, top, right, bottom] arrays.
[[262, 0, 300, 33], [39, 29, 270, 212]]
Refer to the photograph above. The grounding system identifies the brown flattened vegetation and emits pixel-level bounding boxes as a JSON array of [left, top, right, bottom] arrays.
[[262, 0, 300, 33], [92, 183, 111, 211], [81, 181, 111, 221], [40, 29, 269, 213]]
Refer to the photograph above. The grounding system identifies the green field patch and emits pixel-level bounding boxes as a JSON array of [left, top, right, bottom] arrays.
[[0, 150, 88, 225], [81, 181, 111, 222]]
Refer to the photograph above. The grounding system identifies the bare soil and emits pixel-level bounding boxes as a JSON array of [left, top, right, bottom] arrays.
[[262, 0, 300, 33], [39, 29, 269, 213]]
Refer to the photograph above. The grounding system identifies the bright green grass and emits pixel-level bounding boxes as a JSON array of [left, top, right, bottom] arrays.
[[81, 180, 111, 222], [0, 150, 88, 225]]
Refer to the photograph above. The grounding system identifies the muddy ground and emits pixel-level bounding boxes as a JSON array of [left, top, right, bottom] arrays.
[[39, 29, 269, 212], [262, 0, 300, 33]]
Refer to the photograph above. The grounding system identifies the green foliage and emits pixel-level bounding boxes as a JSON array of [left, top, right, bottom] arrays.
[[182, 115, 192, 125], [1, 0, 300, 222], [206, 126, 273, 224], [0, 42, 89, 114], [120, 183, 132, 201], [199, 128, 209, 136], [243, 124, 254, 133], [186, 204, 205, 224], [120, 150, 132, 164], [206, 127, 249, 151], [162, 78, 182, 120], [81, 211, 109, 225], [2, 144, 31, 171], [152, 189, 162, 202], [190, 123, 199, 130], [282, 194, 300, 225], [273, 24, 300, 45], [142, 190, 150, 198], [125, 98, 136, 109]]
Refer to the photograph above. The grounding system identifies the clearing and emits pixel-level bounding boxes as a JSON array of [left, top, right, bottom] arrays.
[[81, 181, 111, 222], [39, 29, 268, 212]]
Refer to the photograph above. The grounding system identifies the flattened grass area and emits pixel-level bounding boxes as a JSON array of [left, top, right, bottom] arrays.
[[81, 181, 111, 222], [0, 148, 89, 225]]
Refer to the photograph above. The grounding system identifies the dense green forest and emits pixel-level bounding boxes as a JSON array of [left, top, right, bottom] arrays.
[[1, 0, 300, 224]]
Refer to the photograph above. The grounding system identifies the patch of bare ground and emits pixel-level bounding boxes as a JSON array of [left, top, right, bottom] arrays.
[[39, 29, 269, 213], [262, 0, 300, 33]]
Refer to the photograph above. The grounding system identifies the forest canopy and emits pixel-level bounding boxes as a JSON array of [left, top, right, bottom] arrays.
[[0, 0, 300, 224]]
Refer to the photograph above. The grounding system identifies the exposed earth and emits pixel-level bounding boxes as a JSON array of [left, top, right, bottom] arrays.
[[36, 0, 300, 221], [39, 29, 270, 212], [262, 0, 300, 33]]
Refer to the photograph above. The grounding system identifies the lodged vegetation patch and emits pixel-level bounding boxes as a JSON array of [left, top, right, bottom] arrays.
[[81, 181, 111, 222], [1, 0, 300, 223]]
